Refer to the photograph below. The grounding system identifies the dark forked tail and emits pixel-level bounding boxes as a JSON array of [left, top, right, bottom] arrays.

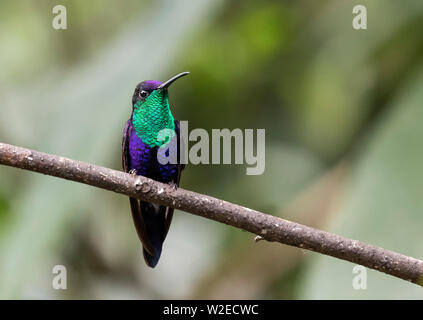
[[128, 196, 174, 268], [139, 201, 167, 268], [128, 197, 167, 268]]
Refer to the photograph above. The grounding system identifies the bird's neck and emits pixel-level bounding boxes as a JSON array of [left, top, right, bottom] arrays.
[[132, 90, 175, 147]]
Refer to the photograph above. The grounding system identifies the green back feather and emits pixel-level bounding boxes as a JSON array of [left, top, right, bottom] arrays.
[[132, 89, 175, 147]]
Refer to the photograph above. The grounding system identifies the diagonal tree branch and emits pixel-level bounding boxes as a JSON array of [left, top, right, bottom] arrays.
[[0, 142, 423, 286]]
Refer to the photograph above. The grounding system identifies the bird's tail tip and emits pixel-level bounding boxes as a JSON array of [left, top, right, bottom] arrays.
[[143, 247, 162, 268]]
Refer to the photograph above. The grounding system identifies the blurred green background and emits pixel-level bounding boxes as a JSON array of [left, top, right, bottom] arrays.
[[0, 0, 423, 299]]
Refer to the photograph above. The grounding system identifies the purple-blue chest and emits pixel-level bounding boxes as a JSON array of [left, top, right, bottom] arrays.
[[128, 121, 179, 183]]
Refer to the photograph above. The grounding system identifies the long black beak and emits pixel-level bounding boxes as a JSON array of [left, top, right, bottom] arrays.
[[157, 72, 189, 90]]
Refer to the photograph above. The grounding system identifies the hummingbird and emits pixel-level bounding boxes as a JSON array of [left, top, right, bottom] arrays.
[[122, 72, 188, 268]]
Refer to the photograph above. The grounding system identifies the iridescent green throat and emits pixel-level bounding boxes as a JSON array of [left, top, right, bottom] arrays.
[[132, 89, 175, 148]]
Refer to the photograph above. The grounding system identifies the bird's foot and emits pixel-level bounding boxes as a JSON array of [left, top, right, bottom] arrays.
[[168, 181, 178, 190]]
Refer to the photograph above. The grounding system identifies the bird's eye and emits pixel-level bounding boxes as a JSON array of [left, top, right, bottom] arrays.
[[139, 90, 149, 99]]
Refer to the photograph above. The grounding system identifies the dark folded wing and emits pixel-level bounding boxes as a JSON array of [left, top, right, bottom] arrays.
[[122, 119, 131, 172]]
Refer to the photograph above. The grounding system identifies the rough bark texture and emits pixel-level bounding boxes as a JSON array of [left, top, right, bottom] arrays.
[[1, 142, 423, 286]]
